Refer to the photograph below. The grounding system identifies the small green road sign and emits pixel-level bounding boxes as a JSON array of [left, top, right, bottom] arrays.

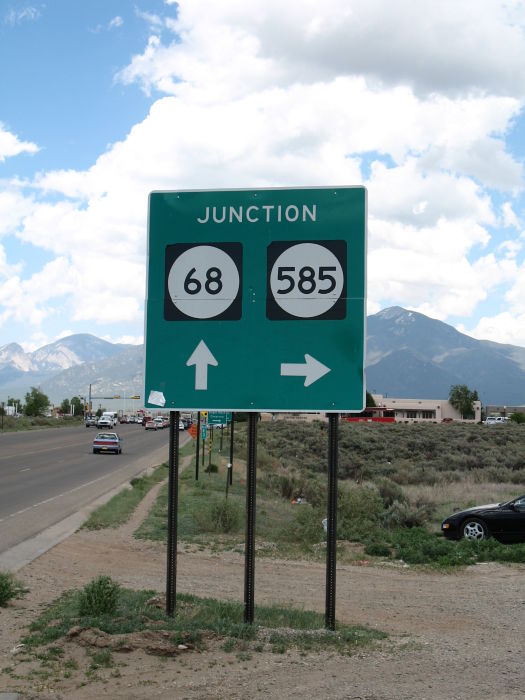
[[208, 411, 232, 425], [145, 186, 366, 412]]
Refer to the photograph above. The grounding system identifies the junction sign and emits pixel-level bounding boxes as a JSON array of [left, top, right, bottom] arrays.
[[144, 186, 366, 412]]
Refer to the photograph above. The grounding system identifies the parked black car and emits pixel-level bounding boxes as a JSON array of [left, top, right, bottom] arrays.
[[442, 495, 525, 543]]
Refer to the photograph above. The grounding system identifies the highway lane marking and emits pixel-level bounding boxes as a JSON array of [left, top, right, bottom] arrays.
[[1, 445, 171, 520], [20, 468, 30, 472], [0, 441, 91, 461], [6, 471, 118, 518]]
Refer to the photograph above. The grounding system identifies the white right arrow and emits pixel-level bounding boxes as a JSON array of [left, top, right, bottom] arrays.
[[186, 340, 218, 390], [280, 354, 331, 387]]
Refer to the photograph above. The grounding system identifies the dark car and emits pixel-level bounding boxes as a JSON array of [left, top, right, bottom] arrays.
[[442, 495, 525, 543], [93, 432, 122, 454]]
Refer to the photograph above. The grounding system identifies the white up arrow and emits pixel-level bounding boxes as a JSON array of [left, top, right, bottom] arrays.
[[280, 353, 331, 387], [186, 340, 218, 390]]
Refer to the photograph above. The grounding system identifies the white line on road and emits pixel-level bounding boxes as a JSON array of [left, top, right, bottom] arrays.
[[6, 470, 122, 519]]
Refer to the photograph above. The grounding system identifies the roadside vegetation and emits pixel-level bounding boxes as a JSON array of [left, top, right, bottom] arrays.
[[0, 414, 84, 432], [131, 420, 525, 568], [12, 575, 384, 686], [82, 463, 170, 530], [0, 571, 26, 607]]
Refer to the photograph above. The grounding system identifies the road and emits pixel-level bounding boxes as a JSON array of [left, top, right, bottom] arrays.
[[0, 423, 190, 556]]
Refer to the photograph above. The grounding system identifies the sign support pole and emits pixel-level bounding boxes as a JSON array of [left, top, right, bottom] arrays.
[[325, 412, 339, 630], [229, 415, 234, 486], [244, 412, 257, 624], [195, 411, 201, 480], [166, 410, 180, 617]]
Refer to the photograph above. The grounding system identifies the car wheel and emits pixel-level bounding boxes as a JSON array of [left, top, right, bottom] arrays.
[[461, 518, 489, 541]]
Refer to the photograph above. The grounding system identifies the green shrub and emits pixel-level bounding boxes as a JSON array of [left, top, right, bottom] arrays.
[[78, 576, 120, 617], [364, 541, 392, 557], [337, 485, 384, 541], [376, 477, 406, 507], [381, 499, 433, 529], [391, 528, 476, 566], [277, 505, 325, 545], [0, 572, 25, 606], [194, 498, 241, 533]]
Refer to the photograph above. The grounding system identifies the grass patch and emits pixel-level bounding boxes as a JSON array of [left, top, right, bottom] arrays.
[[0, 415, 84, 432], [22, 578, 386, 659], [0, 571, 26, 606], [83, 463, 169, 530]]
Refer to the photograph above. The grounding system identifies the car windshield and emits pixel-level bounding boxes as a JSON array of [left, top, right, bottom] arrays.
[[500, 495, 525, 507]]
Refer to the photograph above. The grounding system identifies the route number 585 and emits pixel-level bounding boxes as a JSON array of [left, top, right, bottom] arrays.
[[276, 266, 337, 295], [267, 241, 346, 320]]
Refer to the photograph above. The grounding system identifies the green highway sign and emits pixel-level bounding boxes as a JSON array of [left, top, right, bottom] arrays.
[[145, 186, 366, 412], [207, 411, 232, 425]]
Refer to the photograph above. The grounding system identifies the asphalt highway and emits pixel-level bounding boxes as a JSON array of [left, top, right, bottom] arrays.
[[0, 423, 190, 559]]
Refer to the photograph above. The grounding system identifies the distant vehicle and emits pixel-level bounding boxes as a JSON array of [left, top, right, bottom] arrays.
[[97, 416, 113, 429], [85, 415, 98, 428], [179, 420, 185, 431], [144, 419, 158, 431], [102, 411, 118, 427], [153, 416, 168, 429], [93, 432, 122, 455], [484, 416, 509, 425], [442, 495, 525, 543], [119, 415, 130, 424]]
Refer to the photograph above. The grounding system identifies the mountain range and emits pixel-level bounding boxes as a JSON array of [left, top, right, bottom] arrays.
[[1, 307, 524, 406]]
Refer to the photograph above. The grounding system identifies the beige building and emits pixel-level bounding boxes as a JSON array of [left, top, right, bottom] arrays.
[[270, 394, 482, 424], [370, 394, 482, 423]]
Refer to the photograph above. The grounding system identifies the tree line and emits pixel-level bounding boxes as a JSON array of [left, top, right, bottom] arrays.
[[0, 387, 85, 417]]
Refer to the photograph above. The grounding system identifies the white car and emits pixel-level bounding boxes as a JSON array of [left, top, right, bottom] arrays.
[[97, 416, 113, 429]]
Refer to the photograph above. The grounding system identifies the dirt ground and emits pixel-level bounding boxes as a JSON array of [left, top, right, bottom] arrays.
[[1, 473, 524, 700]]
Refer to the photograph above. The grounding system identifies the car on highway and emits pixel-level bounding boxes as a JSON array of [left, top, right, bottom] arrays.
[[92, 432, 122, 455], [85, 415, 98, 427], [153, 416, 168, 429], [179, 420, 185, 430], [442, 494, 525, 543], [97, 416, 113, 429], [144, 419, 158, 430]]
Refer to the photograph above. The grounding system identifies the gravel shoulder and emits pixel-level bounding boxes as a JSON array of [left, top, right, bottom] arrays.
[[1, 470, 524, 699]]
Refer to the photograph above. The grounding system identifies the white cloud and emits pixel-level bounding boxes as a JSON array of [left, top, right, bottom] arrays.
[[502, 201, 520, 228], [4, 6, 41, 25], [464, 311, 525, 346], [121, 0, 525, 98], [108, 16, 123, 30], [3, 0, 525, 347], [0, 123, 39, 162]]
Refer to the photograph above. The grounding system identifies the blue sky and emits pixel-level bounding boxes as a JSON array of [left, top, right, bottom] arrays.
[[1, 0, 525, 351]]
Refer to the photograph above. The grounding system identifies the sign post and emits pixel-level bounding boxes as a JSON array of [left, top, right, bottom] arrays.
[[145, 186, 366, 625]]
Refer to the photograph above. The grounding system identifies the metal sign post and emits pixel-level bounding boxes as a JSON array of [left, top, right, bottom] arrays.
[[325, 413, 339, 630], [166, 410, 180, 617], [244, 413, 257, 624], [145, 186, 366, 627], [195, 411, 201, 480]]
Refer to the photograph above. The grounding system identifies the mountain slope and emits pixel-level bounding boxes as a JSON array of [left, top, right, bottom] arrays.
[[1, 308, 525, 406], [366, 307, 525, 404]]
